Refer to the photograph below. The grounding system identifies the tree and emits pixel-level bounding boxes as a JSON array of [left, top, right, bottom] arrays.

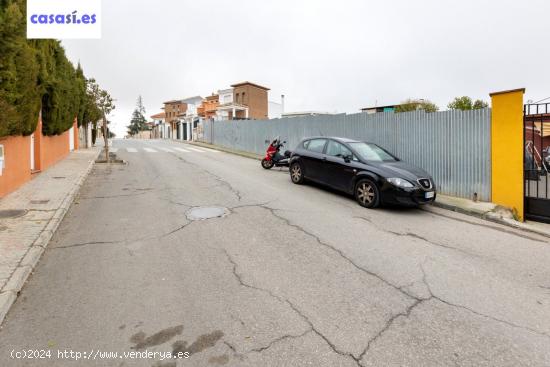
[[0, 0, 41, 136], [127, 96, 148, 136], [395, 99, 439, 113], [87, 78, 115, 162], [136, 95, 146, 115], [448, 96, 488, 110], [1, 0, 111, 139], [473, 99, 489, 109], [39, 41, 82, 135]]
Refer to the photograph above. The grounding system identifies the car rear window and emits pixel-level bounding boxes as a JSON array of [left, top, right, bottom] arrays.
[[304, 139, 327, 153]]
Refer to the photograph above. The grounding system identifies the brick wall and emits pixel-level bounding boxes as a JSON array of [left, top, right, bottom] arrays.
[[233, 85, 268, 119]]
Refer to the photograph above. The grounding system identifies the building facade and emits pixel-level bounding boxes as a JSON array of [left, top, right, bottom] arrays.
[[215, 82, 269, 120], [163, 100, 187, 138], [150, 112, 168, 139], [179, 96, 203, 141], [231, 82, 269, 119]]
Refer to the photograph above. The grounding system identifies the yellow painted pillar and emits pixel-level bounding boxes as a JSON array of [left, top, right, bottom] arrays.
[[490, 88, 525, 221]]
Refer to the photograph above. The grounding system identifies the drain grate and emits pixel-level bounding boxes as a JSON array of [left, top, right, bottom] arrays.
[[186, 206, 229, 221], [0, 209, 28, 219]]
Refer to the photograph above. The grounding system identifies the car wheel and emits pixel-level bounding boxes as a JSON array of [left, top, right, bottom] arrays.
[[261, 158, 274, 169], [355, 179, 380, 208], [290, 162, 304, 184]]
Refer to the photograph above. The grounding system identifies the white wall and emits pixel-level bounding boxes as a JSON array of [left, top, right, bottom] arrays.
[[269, 101, 283, 119], [218, 89, 233, 104]]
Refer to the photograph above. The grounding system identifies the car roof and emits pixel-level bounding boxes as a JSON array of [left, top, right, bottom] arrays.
[[302, 136, 360, 143]]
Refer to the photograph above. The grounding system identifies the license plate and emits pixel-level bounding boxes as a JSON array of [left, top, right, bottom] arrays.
[[425, 191, 435, 199]]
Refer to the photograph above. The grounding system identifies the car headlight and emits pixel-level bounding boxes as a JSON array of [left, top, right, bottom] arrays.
[[387, 177, 414, 188]]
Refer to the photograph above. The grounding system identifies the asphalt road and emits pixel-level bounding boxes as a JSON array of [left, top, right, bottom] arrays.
[[1, 139, 550, 367]]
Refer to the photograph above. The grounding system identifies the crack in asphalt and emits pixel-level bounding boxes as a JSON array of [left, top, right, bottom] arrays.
[[166, 199, 193, 207], [419, 263, 550, 339], [229, 201, 273, 210], [78, 191, 153, 199], [262, 205, 419, 301], [388, 230, 477, 257], [222, 248, 362, 365], [51, 221, 193, 250], [358, 298, 425, 361], [246, 206, 550, 363], [354, 215, 477, 258], [249, 329, 313, 353], [52, 240, 122, 249], [170, 153, 243, 202]]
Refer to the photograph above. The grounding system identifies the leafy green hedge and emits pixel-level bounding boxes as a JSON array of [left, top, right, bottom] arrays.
[[0, 0, 101, 137]]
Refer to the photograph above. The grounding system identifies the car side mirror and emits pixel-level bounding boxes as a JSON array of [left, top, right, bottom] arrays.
[[343, 154, 352, 163]]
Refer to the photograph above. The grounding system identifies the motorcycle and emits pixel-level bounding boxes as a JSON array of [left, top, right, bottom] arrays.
[[261, 137, 291, 169]]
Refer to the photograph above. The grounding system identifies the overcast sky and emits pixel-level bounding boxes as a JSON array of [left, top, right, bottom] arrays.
[[63, 0, 550, 137]]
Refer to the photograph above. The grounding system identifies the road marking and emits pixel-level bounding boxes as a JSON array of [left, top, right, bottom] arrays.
[[126, 148, 138, 153], [173, 147, 190, 153], [159, 147, 174, 152], [187, 147, 205, 153], [143, 148, 158, 153], [201, 147, 220, 153]]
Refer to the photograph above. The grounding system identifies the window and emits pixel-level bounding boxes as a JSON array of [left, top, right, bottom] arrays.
[[348, 142, 397, 162], [326, 140, 352, 158], [242, 92, 246, 104], [305, 139, 327, 153]]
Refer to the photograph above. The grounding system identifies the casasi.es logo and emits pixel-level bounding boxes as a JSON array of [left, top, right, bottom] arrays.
[[27, 0, 101, 39]]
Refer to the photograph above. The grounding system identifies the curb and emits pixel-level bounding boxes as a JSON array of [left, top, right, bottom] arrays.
[[425, 201, 550, 239], [0, 149, 101, 325], [429, 200, 491, 220]]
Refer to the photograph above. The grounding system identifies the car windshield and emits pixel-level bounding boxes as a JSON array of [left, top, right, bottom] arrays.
[[348, 142, 397, 162]]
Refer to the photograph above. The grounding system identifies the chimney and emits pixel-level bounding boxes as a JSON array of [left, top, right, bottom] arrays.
[[281, 94, 285, 114]]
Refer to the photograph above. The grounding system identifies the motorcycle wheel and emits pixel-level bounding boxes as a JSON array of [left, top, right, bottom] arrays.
[[261, 158, 274, 169]]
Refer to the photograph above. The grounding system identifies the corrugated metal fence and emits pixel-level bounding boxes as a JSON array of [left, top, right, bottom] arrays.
[[200, 109, 492, 201]]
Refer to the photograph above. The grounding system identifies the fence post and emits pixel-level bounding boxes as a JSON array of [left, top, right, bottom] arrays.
[[489, 88, 525, 221], [210, 120, 214, 145]]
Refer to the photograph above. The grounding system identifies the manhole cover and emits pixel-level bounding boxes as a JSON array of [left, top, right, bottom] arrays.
[[0, 209, 28, 219], [53, 176, 66, 179], [30, 200, 50, 204], [186, 206, 229, 221]]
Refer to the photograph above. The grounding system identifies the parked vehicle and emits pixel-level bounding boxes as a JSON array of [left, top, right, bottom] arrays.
[[288, 137, 436, 208], [261, 137, 291, 169]]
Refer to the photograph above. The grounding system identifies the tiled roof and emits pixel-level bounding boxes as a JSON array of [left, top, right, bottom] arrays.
[[150, 112, 166, 119]]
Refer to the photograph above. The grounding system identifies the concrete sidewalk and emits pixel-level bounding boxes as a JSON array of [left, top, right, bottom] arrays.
[[426, 194, 550, 238], [0, 148, 100, 324], [184, 139, 550, 238]]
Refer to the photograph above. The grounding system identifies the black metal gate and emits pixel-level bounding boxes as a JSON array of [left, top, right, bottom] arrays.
[[524, 103, 550, 223]]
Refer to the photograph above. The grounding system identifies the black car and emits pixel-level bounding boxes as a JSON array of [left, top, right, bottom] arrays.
[[288, 137, 436, 208]]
